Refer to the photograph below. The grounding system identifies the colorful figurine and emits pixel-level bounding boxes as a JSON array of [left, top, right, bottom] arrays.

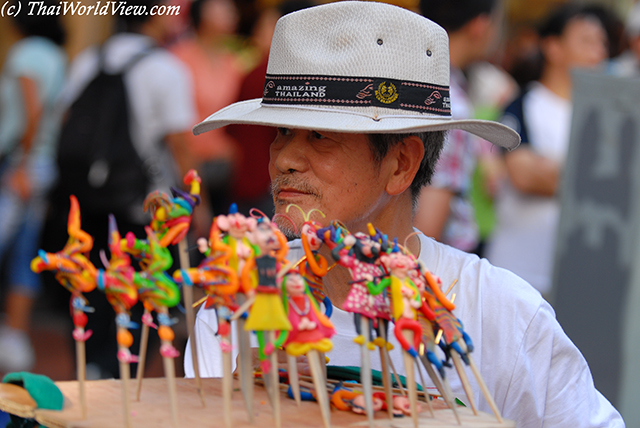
[[30, 195, 97, 419], [143, 169, 201, 248], [210, 204, 258, 421], [144, 169, 205, 404], [379, 246, 424, 428], [236, 215, 291, 428], [173, 218, 240, 428], [121, 226, 181, 427], [286, 205, 333, 317], [422, 270, 503, 422], [323, 223, 389, 428], [97, 215, 139, 428], [279, 269, 334, 428], [408, 261, 461, 424]]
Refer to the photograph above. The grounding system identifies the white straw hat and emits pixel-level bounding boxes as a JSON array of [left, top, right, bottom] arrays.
[[194, 0, 520, 150]]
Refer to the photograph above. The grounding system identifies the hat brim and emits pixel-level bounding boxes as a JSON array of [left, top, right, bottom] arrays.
[[194, 99, 520, 150]]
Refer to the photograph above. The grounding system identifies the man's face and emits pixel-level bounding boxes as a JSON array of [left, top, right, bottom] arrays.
[[269, 128, 391, 234], [557, 17, 608, 70]]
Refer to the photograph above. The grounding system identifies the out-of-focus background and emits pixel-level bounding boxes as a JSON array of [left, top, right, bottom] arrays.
[[1, 0, 640, 425]]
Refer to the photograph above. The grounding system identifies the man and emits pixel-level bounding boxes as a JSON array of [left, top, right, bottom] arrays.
[[486, 5, 608, 296], [186, 2, 623, 427]]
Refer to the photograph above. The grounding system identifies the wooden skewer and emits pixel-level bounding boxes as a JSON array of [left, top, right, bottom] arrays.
[[444, 279, 458, 297], [235, 297, 254, 424], [135, 308, 151, 401], [379, 345, 394, 419], [320, 352, 328, 381], [178, 239, 205, 406], [401, 330, 419, 428], [387, 349, 407, 397], [298, 379, 316, 391], [268, 331, 282, 428], [377, 323, 394, 419], [117, 337, 132, 428], [75, 332, 87, 419], [415, 355, 434, 417], [419, 354, 461, 425], [222, 345, 233, 428], [359, 317, 375, 428], [231, 295, 256, 321], [158, 306, 179, 427], [161, 341, 180, 427], [434, 329, 444, 346], [308, 350, 331, 428], [288, 354, 302, 406], [450, 350, 478, 415], [193, 295, 208, 308], [467, 351, 503, 423]]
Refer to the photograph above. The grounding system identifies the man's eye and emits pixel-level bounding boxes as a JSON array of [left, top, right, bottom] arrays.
[[311, 131, 326, 139], [277, 127, 291, 136]]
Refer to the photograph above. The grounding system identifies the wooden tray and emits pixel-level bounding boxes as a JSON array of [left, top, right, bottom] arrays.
[[0, 377, 514, 427]]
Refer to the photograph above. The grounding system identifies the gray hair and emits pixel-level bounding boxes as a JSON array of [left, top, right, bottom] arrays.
[[367, 131, 447, 206]]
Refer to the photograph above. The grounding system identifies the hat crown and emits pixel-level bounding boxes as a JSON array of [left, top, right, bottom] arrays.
[[267, 1, 450, 87]]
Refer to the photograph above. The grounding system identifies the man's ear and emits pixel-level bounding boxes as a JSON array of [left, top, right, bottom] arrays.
[[541, 36, 563, 66], [385, 135, 424, 196]]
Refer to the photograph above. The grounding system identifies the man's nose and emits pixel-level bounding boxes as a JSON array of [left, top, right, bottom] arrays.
[[270, 132, 310, 174]]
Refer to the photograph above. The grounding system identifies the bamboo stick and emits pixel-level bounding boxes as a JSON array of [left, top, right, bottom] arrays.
[[308, 350, 331, 428], [178, 239, 205, 406]]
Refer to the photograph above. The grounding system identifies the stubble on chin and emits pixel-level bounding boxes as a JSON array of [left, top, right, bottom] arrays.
[[270, 175, 323, 239]]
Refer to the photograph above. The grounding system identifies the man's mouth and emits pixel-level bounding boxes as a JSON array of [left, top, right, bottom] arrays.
[[277, 187, 312, 199], [271, 176, 320, 205]]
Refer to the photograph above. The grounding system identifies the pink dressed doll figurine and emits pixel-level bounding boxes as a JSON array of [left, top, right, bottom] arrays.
[[280, 268, 334, 428], [281, 269, 335, 356], [330, 230, 390, 348]]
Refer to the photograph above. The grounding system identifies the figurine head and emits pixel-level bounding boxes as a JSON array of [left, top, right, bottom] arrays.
[[301, 220, 323, 251], [283, 271, 306, 296]]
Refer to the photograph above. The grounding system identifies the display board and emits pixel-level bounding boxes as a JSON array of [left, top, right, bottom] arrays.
[[552, 69, 640, 424]]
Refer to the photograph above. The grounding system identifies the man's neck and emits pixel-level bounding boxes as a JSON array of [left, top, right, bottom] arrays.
[[320, 193, 418, 308], [539, 66, 572, 100], [448, 33, 475, 70]]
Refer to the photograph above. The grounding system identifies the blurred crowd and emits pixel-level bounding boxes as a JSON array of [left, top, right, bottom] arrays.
[[0, 0, 637, 383]]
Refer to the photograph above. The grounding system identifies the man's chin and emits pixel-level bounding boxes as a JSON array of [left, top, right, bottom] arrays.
[[275, 219, 300, 240]]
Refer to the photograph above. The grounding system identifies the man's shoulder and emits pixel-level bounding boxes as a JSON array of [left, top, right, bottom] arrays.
[[418, 233, 544, 317]]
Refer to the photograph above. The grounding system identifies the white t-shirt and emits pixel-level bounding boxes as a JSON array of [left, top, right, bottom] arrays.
[[486, 82, 571, 294], [185, 231, 624, 428]]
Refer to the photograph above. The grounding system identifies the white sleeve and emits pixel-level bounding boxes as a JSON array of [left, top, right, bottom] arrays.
[[152, 54, 196, 135], [184, 306, 226, 378], [503, 304, 624, 428], [184, 305, 256, 378]]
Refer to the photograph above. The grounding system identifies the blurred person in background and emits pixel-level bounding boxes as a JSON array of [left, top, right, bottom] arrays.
[[0, 0, 66, 373], [415, 0, 505, 254], [51, 0, 196, 379], [171, 0, 245, 223], [610, 2, 640, 76], [486, 3, 608, 298], [226, 0, 315, 215]]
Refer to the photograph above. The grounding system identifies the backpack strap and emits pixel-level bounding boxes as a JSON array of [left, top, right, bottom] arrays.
[[501, 88, 530, 146], [96, 43, 157, 76]]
